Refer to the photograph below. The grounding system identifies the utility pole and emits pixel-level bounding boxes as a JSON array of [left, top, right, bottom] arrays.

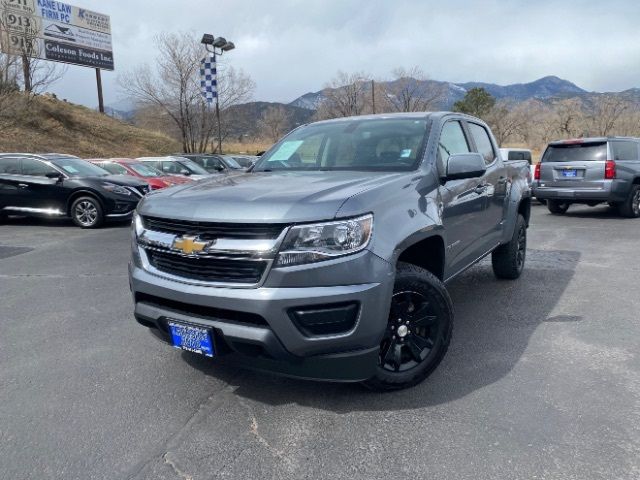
[[21, 54, 31, 93], [371, 79, 376, 114]]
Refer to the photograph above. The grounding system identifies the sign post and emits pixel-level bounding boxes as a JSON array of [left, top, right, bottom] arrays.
[[95, 67, 103, 113], [0, 0, 114, 108]]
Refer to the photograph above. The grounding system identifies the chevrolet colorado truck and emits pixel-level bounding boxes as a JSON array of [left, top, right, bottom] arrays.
[[130, 113, 531, 390]]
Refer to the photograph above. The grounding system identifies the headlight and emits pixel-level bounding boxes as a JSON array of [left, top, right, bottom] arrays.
[[133, 211, 144, 237], [131, 212, 143, 267], [101, 182, 131, 196], [275, 214, 373, 267]]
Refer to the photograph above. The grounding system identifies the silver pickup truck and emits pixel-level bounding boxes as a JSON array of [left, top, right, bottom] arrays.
[[129, 112, 531, 390], [533, 137, 640, 217]]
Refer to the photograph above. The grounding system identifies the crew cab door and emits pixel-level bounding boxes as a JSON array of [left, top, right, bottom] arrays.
[[465, 121, 507, 249], [438, 120, 489, 275]]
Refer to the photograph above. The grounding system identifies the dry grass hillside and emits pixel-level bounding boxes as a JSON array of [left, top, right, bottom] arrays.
[[0, 94, 180, 157]]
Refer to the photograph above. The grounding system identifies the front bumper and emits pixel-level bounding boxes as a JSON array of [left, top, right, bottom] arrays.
[[129, 251, 394, 382]]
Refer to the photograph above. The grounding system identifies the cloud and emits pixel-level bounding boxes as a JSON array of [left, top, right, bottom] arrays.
[[47, 0, 640, 108]]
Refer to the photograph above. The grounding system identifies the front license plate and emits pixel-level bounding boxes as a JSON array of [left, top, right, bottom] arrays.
[[168, 322, 215, 357], [562, 169, 577, 177]]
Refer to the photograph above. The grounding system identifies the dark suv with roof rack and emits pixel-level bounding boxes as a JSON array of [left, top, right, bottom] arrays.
[[0, 153, 149, 228], [533, 137, 640, 217]]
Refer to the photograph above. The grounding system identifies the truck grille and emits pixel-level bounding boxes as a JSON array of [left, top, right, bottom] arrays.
[[146, 249, 267, 284], [142, 216, 287, 239]]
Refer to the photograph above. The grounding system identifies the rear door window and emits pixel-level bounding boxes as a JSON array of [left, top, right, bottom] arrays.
[[542, 143, 607, 162], [0, 157, 22, 175], [467, 123, 496, 165], [611, 141, 638, 161], [21, 158, 58, 177]]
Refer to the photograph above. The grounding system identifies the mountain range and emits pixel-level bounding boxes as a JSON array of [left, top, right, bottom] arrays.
[[288, 75, 590, 110], [106, 76, 640, 138]]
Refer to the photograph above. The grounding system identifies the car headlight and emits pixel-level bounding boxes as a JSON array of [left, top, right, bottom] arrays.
[[101, 182, 131, 196], [131, 212, 144, 267], [275, 214, 373, 267]]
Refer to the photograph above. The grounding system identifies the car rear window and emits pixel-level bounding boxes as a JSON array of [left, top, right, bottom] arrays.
[[542, 143, 607, 163], [508, 151, 532, 163]]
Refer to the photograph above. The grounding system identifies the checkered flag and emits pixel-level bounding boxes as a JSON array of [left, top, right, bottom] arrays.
[[200, 53, 217, 105]]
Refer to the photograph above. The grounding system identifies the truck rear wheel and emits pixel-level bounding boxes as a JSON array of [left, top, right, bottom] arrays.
[[492, 214, 527, 280], [547, 200, 570, 215], [363, 263, 453, 391], [618, 185, 640, 218]]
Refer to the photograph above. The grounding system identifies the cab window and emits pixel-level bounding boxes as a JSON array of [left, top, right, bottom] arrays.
[[468, 123, 496, 165], [438, 121, 470, 163]]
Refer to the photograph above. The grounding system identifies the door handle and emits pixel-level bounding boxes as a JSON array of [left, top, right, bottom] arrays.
[[18, 183, 28, 189]]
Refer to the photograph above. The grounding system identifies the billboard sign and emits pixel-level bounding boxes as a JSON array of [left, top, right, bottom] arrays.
[[0, 0, 113, 70]]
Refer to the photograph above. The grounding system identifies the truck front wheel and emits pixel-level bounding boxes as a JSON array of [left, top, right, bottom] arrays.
[[363, 263, 453, 391]]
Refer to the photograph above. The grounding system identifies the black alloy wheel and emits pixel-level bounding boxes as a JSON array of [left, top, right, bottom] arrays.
[[380, 291, 441, 373], [363, 263, 453, 391]]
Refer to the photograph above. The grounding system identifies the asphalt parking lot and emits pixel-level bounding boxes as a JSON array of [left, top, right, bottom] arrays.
[[1, 204, 639, 480]]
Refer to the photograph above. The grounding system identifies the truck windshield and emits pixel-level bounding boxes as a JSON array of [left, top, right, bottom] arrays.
[[254, 118, 428, 172], [542, 143, 607, 162]]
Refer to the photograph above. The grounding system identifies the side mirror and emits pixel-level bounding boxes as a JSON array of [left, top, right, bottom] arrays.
[[46, 172, 63, 181], [215, 165, 225, 172], [445, 153, 486, 181], [180, 169, 191, 176]]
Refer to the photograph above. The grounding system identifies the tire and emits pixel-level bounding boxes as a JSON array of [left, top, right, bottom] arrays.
[[617, 185, 640, 218], [0, 211, 6, 223], [492, 214, 527, 280], [70, 196, 104, 229], [547, 200, 570, 215], [363, 263, 453, 392]]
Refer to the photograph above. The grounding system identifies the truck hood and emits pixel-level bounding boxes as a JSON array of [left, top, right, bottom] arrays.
[[138, 171, 404, 223]]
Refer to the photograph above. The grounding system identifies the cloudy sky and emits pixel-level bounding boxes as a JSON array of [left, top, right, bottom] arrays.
[[44, 0, 640, 109]]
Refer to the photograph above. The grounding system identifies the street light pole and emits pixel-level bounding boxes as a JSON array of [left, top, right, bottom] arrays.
[[201, 34, 235, 154]]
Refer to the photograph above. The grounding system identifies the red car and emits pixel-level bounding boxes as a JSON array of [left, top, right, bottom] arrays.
[[88, 158, 193, 190]]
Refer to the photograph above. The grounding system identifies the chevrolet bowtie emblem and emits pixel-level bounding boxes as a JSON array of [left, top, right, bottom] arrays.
[[173, 235, 208, 255]]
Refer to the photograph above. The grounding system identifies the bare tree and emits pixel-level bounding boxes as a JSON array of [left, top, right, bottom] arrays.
[[316, 71, 371, 119], [0, 18, 66, 93], [119, 31, 255, 152], [22, 56, 67, 94], [384, 66, 444, 112], [486, 100, 528, 146], [258, 105, 292, 142], [553, 98, 584, 138], [586, 95, 628, 137]]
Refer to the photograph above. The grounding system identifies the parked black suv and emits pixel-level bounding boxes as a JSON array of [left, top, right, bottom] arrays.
[[0, 153, 149, 228]]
